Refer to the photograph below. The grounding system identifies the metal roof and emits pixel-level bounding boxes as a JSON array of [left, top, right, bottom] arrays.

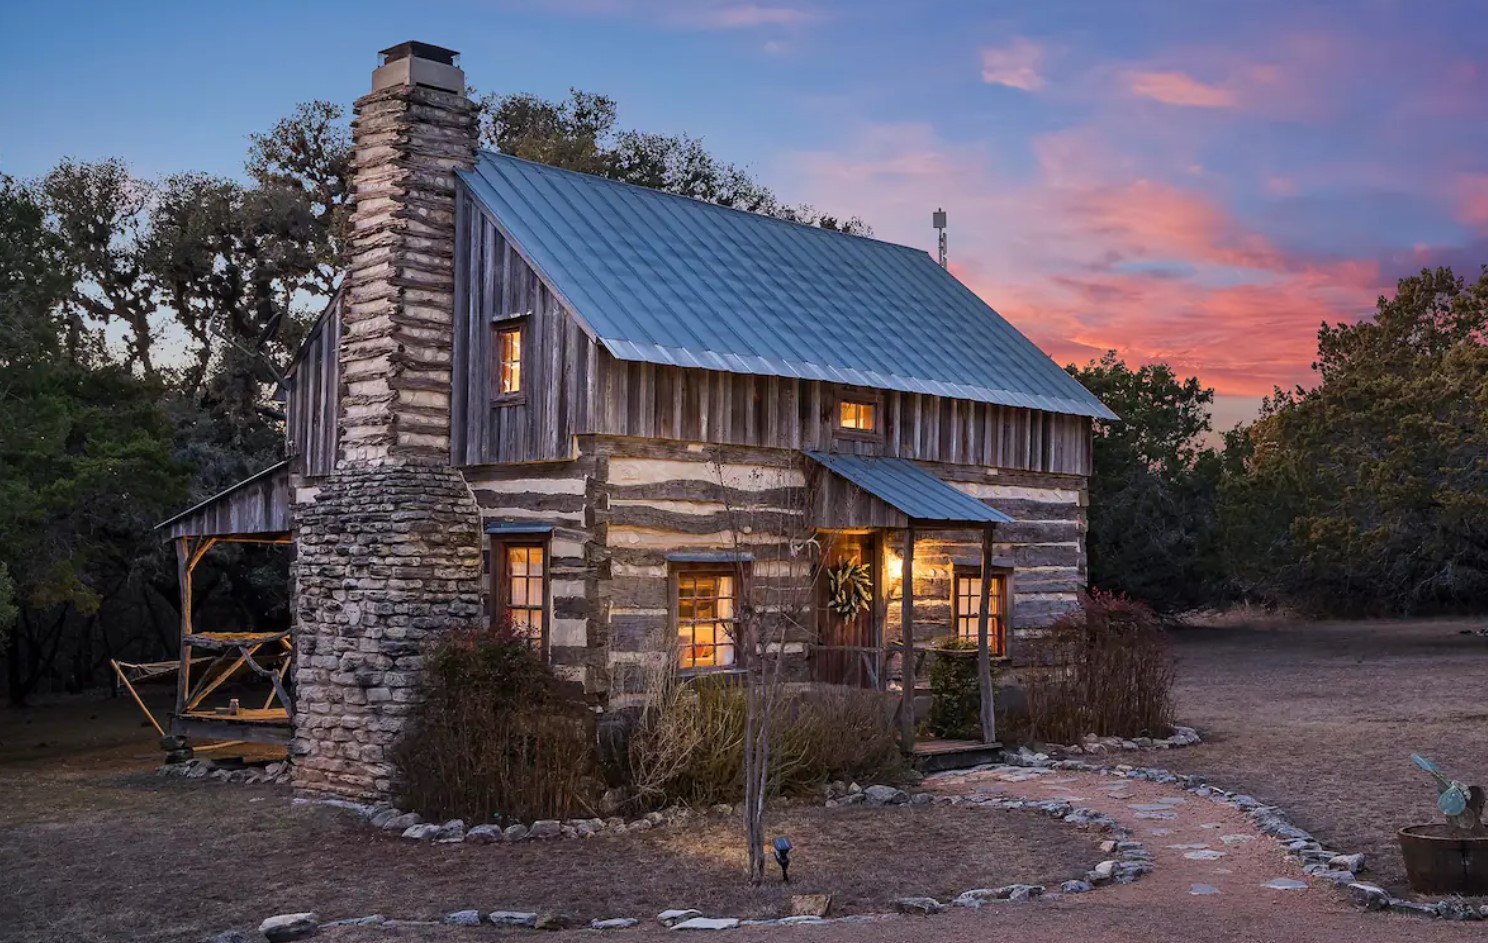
[[155, 462, 292, 540], [804, 452, 1015, 525], [459, 152, 1114, 420]]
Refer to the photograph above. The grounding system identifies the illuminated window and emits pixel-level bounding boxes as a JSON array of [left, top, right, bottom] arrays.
[[952, 568, 1008, 655], [676, 568, 739, 670], [497, 324, 523, 397], [495, 541, 546, 649], [839, 398, 876, 432]]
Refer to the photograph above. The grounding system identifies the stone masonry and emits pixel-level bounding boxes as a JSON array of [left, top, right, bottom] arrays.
[[291, 464, 482, 799], [339, 46, 478, 463], [291, 44, 484, 801]]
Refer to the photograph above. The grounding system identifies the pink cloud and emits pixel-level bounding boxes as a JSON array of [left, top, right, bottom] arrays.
[[1126, 70, 1238, 108], [981, 38, 1046, 92], [1458, 175, 1488, 228], [782, 124, 1386, 400]]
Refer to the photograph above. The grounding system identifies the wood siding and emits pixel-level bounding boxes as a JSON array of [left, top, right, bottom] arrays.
[[285, 293, 342, 478], [452, 189, 594, 465], [589, 355, 1093, 476]]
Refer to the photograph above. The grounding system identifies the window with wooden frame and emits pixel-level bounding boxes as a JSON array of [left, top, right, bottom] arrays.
[[835, 390, 881, 438], [673, 564, 745, 671], [951, 566, 1009, 655], [495, 321, 525, 402], [492, 539, 548, 653]]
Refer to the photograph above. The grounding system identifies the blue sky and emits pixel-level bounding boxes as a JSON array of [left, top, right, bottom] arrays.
[[6, 0, 1487, 429]]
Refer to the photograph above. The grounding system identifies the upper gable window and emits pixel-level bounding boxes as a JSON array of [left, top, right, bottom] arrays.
[[838, 398, 877, 433], [496, 323, 524, 401]]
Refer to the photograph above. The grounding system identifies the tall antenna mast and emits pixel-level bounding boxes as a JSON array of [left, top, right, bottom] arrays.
[[933, 208, 948, 268]]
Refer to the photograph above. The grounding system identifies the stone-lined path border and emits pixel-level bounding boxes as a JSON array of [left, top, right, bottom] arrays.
[[223, 781, 1141, 941], [212, 750, 1488, 941], [995, 749, 1487, 921]]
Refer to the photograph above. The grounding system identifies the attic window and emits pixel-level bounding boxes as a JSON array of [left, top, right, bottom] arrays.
[[496, 323, 524, 401], [838, 398, 877, 433]]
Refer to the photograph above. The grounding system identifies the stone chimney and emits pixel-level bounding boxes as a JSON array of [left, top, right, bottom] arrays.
[[290, 43, 484, 802], [341, 41, 477, 462]]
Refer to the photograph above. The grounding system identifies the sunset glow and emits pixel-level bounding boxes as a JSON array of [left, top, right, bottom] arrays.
[[4, 1, 1486, 426]]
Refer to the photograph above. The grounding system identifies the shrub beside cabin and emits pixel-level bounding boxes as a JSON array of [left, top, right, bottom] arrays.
[[155, 42, 1114, 802]]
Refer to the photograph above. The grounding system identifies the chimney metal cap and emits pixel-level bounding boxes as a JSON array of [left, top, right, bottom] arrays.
[[379, 41, 459, 67]]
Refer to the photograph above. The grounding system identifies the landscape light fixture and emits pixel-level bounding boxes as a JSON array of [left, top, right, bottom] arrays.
[[772, 836, 793, 883]]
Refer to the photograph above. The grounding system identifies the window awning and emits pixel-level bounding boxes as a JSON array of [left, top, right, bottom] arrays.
[[485, 521, 556, 535], [804, 451, 1014, 527]]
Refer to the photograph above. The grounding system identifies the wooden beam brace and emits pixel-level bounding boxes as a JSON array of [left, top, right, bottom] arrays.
[[185, 645, 262, 711], [111, 659, 165, 738]]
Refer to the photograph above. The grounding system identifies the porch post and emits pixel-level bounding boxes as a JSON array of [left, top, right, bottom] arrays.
[[174, 537, 193, 719], [900, 523, 916, 750], [976, 524, 997, 744]]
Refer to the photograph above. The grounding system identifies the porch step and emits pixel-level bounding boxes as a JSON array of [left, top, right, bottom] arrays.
[[909, 739, 1004, 773]]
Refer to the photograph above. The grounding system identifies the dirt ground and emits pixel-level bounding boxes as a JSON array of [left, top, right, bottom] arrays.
[[0, 699, 1091, 943], [1161, 616, 1488, 897], [4, 617, 1488, 942]]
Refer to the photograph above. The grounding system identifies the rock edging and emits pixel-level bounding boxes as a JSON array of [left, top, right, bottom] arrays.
[[1040, 726, 1202, 758], [222, 778, 1138, 939], [158, 758, 290, 786]]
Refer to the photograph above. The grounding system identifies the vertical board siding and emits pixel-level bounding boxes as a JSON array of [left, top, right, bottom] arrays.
[[452, 192, 595, 465], [587, 352, 1092, 476], [285, 293, 342, 478]]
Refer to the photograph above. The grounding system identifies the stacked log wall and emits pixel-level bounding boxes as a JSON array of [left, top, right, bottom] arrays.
[[459, 438, 1086, 707]]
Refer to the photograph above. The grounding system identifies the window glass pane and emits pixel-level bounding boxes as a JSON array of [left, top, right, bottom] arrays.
[[953, 573, 1008, 650], [497, 541, 547, 651], [839, 400, 875, 430], [498, 327, 523, 394], [676, 569, 740, 670]]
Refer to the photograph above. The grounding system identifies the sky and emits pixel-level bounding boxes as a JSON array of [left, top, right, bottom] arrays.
[[5, 0, 1488, 430]]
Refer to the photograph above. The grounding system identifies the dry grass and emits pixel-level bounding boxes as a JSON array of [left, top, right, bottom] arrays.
[[0, 697, 1092, 943], [1163, 616, 1488, 896]]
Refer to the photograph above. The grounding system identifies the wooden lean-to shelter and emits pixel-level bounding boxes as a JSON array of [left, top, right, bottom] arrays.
[[150, 463, 294, 745]]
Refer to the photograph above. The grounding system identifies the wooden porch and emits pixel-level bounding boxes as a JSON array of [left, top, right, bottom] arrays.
[[804, 452, 1015, 764]]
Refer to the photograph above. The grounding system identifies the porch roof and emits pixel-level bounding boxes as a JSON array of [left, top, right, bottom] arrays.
[[155, 462, 292, 541], [803, 451, 1015, 526]]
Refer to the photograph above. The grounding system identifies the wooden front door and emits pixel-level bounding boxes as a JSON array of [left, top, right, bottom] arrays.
[[815, 533, 878, 687]]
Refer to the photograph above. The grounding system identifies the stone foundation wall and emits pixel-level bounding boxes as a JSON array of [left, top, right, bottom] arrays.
[[291, 461, 483, 800]]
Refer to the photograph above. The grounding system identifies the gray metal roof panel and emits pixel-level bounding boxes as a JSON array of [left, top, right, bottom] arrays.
[[154, 461, 290, 532], [805, 452, 1015, 524], [460, 151, 1115, 420]]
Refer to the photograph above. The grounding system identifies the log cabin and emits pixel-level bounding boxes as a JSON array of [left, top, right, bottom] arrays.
[[155, 40, 1113, 801]]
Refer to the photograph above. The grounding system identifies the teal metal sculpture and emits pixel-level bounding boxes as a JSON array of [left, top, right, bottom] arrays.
[[1412, 754, 1486, 831]]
